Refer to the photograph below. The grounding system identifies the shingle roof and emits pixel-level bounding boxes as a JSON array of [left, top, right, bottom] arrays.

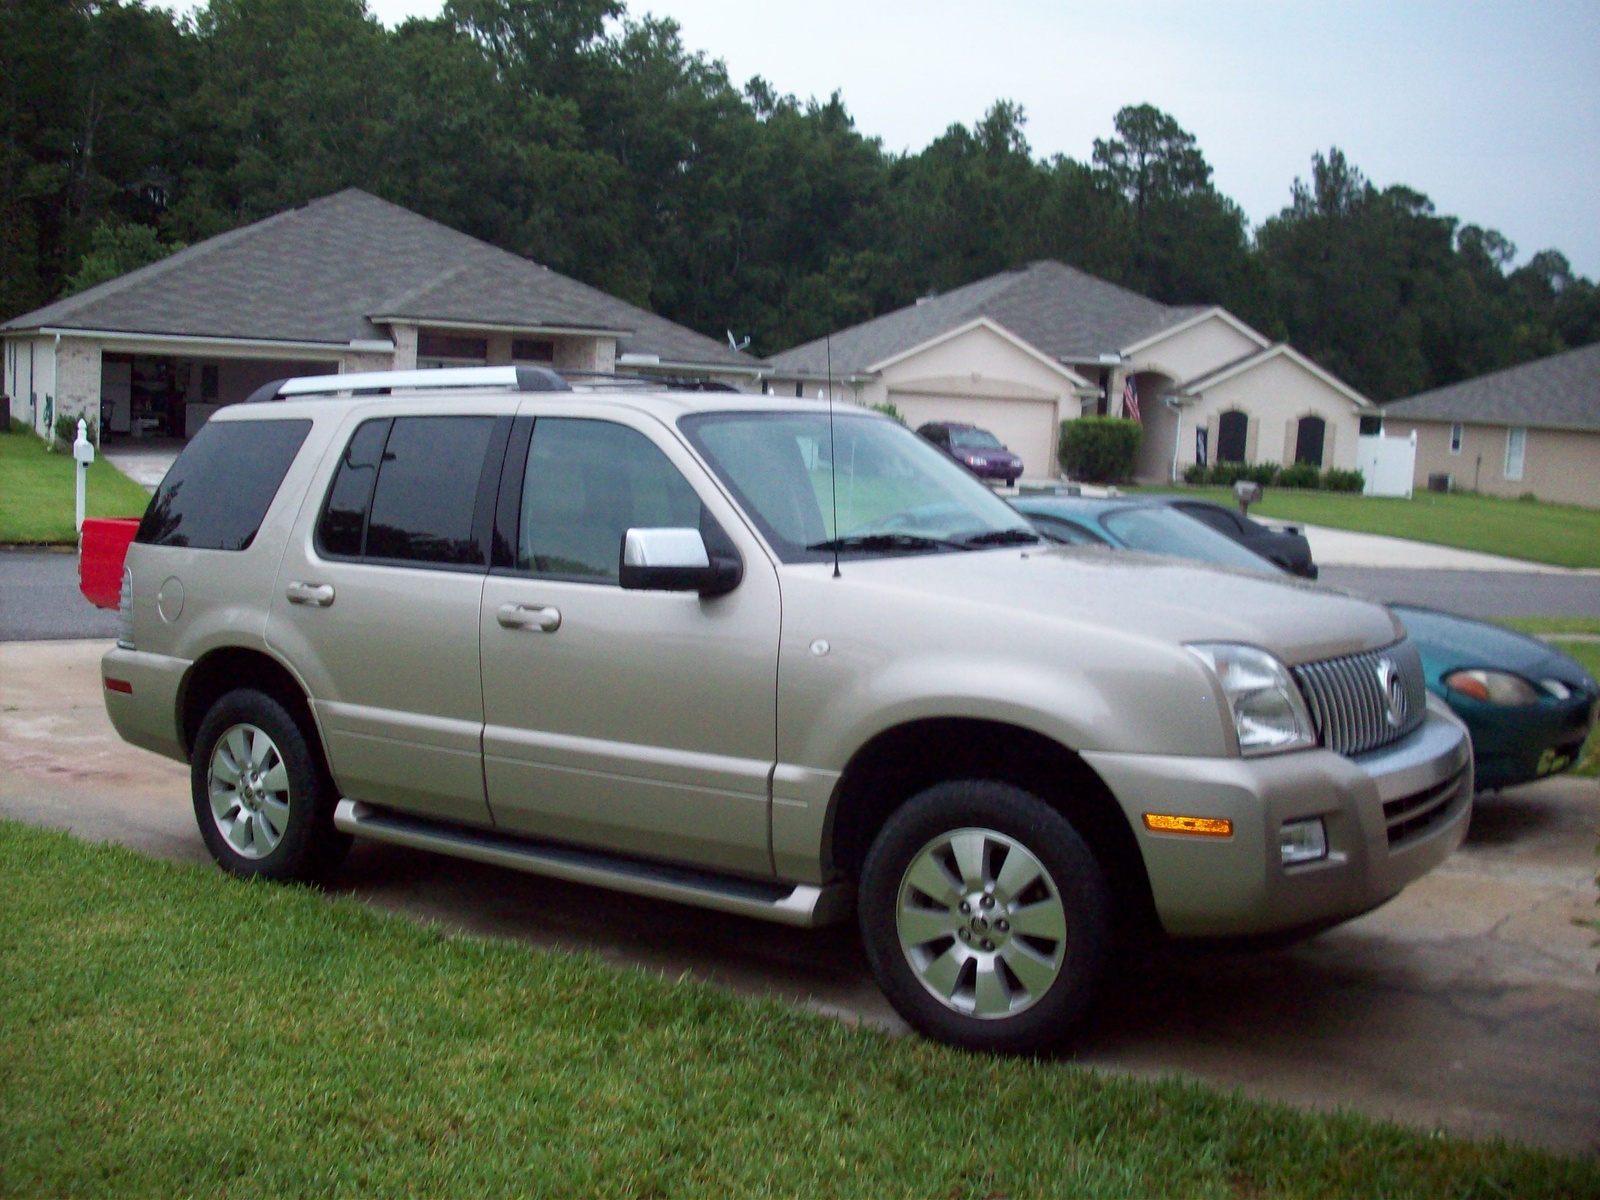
[[768, 260, 1204, 376], [1, 189, 758, 370], [1382, 342, 1600, 432]]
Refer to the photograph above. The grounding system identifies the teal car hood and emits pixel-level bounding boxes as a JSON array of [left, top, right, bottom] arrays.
[[1393, 605, 1595, 688]]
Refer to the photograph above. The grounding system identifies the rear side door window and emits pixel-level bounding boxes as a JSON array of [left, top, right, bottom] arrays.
[[316, 415, 507, 569]]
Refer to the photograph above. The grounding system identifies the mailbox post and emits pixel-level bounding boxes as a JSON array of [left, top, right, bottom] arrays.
[[1233, 478, 1262, 516], [73, 417, 95, 533]]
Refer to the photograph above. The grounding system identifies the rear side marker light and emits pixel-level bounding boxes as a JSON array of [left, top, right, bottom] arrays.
[[1143, 813, 1232, 837], [104, 678, 133, 694]]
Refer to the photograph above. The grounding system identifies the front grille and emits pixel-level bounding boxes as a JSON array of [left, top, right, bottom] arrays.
[[1383, 767, 1467, 846], [1292, 640, 1426, 757]]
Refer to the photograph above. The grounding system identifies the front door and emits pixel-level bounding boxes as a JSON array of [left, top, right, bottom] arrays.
[[479, 409, 782, 876]]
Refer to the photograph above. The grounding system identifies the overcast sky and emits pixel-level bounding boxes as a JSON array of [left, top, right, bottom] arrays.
[[166, 0, 1600, 276]]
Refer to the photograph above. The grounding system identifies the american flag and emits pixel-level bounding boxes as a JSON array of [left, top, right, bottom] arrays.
[[1122, 376, 1141, 423]]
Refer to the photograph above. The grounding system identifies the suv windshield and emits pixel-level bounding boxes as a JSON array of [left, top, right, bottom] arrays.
[[681, 411, 1037, 562], [948, 427, 1004, 450]]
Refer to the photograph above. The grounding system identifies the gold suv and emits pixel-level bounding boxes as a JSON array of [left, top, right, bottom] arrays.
[[102, 367, 1472, 1052]]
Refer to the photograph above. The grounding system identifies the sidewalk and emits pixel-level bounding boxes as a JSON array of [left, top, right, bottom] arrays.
[[1300, 523, 1595, 573]]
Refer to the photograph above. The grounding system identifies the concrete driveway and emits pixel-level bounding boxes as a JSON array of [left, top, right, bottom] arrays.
[[2, 638, 1595, 1157]]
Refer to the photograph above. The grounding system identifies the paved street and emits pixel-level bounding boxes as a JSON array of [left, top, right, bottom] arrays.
[[0, 548, 121, 641], [1322, 566, 1600, 616], [2, 638, 1596, 1157]]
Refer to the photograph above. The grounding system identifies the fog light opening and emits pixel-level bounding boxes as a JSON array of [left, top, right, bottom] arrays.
[[1280, 817, 1328, 866]]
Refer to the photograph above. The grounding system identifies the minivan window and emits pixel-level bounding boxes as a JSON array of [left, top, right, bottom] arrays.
[[136, 418, 310, 551], [517, 418, 705, 581], [364, 416, 497, 566]]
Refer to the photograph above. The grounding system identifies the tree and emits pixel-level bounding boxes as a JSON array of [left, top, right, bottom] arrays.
[[63, 220, 185, 294]]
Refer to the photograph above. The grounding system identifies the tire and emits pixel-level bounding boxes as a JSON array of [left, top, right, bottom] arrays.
[[858, 781, 1110, 1054], [191, 688, 350, 883]]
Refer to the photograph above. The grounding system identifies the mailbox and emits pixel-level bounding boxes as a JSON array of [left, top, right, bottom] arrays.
[[1233, 479, 1262, 514]]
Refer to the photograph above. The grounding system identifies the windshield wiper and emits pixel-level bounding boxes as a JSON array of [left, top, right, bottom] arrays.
[[961, 528, 1042, 546], [805, 533, 972, 554]]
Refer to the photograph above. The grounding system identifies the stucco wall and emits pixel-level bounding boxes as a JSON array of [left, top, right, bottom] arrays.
[[1187, 354, 1362, 473], [341, 351, 394, 375], [1383, 418, 1600, 508], [1125, 314, 1263, 383], [391, 324, 419, 371]]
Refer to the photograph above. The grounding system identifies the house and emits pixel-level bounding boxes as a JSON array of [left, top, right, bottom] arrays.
[[1, 189, 762, 443], [767, 261, 1375, 483], [1380, 342, 1600, 508]]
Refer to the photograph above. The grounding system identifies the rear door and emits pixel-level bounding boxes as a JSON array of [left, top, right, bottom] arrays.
[[268, 398, 516, 826], [478, 405, 782, 875]]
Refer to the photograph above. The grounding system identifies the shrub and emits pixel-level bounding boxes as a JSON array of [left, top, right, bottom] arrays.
[[1242, 462, 1280, 487], [1207, 462, 1244, 486], [1182, 462, 1208, 485], [1322, 468, 1365, 493], [52, 413, 97, 450], [1059, 417, 1141, 483], [1278, 462, 1322, 489], [870, 401, 907, 425]]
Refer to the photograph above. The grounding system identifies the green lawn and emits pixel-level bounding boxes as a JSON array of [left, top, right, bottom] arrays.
[[0, 426, 152, 544], [1498, 618, 1600, 777], [1, 822, 1592, 1197], [1150, 486, 1600, 569]]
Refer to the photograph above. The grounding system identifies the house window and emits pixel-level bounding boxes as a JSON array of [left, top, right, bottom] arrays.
[[1449, 423, 1463, 455], [512, 339, 554, 363], [1294, 415, 1326, 467], [1504, 427, 1526, 481], [201, 365, 219, 402], [1216, 410, 1248, 463], [416, 331, 488, 369]]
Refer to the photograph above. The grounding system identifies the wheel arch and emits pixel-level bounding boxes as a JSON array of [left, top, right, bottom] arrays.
[[829, 717, 1158, 935], [178, 646, 325, 768]]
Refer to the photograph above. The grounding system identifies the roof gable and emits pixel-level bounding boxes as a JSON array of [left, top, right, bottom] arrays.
[[867, 317, 1093, 389], [1182, 343, 1375, 409], [2, 189, 758, 370], [1383, 342, 1600, 432]]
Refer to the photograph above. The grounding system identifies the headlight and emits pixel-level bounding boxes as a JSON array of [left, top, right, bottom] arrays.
[[1444, 669, 1541, 706], [1188, 643, 1317, 756]]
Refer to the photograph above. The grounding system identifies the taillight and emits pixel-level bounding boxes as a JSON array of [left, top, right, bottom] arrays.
[[117, 567, 135, 650]]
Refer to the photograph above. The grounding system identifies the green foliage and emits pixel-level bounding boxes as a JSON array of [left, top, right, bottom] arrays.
[[1322, 467, 1365, 492], [1182, 462, 1207, 485], [0, 0, 1594, 393], [1277, 461, 1322, 489], [869, 401, 906, 424], [1059, 417, 1141, 483], [1242, 461, 1280, 486], [0, 425, 151, 542], [51, 412, 97, 447]]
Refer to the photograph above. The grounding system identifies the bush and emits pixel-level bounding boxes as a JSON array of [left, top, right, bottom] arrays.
[[1242, 462, 1280, 487], [1207, 462, 1243, 486], [870, 401, 907, 425], [1059, 417, 1142, 483], [1277, 462, 1322, 489], [1322, 468, 1365, 493], [52, 413, 97, 450], [1182, 462, 1208, 485]]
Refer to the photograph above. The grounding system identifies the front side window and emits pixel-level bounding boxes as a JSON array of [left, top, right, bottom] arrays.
[[517, 418, 706, 581], [325, 415, 499, 566], [137, 418, 310, 551], [681, 411, 1035, 563]]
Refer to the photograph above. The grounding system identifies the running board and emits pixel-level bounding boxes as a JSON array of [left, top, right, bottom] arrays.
[[333, 800, 853, 927]]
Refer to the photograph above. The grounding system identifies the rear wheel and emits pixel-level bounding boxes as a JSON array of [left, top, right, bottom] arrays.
[[191, 689, 349, 882], [859, 781, 1110, 1053]]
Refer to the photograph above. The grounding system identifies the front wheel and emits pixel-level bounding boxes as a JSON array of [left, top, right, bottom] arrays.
[[859, 781, 1110, 1053], [191, 688, 350, 883]]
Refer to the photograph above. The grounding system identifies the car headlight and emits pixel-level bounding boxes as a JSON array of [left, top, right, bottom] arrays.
[[1444, 669, 1541, 706], [1188, 643, 1317, 756]]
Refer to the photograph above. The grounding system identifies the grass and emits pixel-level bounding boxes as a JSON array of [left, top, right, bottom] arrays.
[[0, 425, 153, 544], [1497, 618, 1600, 778], [1, 822, 1594, 1197], [1147, 486, 1600, 569]]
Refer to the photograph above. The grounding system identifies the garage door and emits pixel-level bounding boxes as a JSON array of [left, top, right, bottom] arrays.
[[890, 392, 1059, 481]]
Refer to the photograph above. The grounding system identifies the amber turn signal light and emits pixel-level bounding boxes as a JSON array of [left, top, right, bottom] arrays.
[[1142, 813, 1232, 837]]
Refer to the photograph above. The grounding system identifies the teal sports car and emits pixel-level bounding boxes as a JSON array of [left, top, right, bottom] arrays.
[[1014, 494, 1598, 791]]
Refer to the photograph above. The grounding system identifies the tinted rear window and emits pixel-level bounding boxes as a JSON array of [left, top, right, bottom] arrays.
[[136, 418, 311, 551], [364, 416, 496, 566]]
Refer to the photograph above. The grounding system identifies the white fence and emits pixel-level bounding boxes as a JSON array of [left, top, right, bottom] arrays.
[[1357, 431, 1417, 498]]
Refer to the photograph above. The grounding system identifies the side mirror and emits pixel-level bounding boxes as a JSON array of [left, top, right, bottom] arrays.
[[618, 528, 742, 596]]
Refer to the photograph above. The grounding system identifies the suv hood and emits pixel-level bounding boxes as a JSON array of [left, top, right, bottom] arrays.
[[822, 544, 1402, 665]]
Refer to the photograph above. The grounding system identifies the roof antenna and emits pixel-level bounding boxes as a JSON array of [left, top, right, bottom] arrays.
[[826, 334, 841, 579]]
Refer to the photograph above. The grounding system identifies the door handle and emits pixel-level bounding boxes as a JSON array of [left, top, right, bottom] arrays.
[[497, 603, 561, 632], [286, 581, 335, 607]]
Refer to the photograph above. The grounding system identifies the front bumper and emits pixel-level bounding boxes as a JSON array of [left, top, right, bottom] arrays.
[[1082, 704, 1473, 937]]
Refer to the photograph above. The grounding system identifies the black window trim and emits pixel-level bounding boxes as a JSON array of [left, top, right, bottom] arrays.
[[314, 414, 512, 574]]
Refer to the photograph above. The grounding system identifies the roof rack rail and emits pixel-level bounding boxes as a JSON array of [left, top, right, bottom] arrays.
[[244, 365, 570, 404]]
